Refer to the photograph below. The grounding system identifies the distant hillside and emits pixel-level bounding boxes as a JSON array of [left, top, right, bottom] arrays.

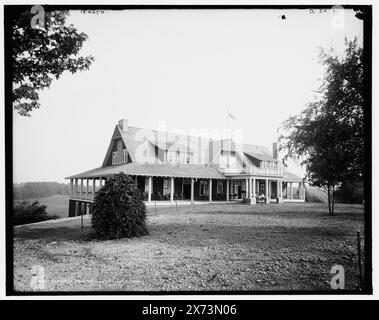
[[305, 186, 328, 203], [14, 182, 69, 200]]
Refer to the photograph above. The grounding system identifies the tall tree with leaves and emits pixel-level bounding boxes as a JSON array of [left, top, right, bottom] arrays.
[[12, 9, 94, 116], [279, 39, 364, 215]]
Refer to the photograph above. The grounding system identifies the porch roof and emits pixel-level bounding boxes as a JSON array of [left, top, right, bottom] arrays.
[[282, 170, 303, 183], [66, 163, 226, 180]]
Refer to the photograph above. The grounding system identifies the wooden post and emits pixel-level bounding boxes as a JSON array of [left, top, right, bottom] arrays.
[[191, 178, 194, 203], [250, 177, 256, 204], [74, 179, 78, 198], [290, 182, 293, 200], [181, 178, 184, 199], [357, 231, 363, 289], [265, 179, 269, 204], [92, 178, 96, 197], [86, 179, 89, 199], [245, 178, 249, 200], [80, 179, 84, 199], [209, 178, 212, 202], [148, 176, 152, 202], [69, 179, 73, 197], [81, 205, 84, 232], [226, 179, 230, 202], [170, 177, 174, 203]]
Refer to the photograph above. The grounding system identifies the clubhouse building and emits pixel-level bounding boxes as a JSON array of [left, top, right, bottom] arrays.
[[66, 119, 305, 216]]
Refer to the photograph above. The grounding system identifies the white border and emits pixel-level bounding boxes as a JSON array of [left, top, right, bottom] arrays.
[[0, 0, 377, 300]]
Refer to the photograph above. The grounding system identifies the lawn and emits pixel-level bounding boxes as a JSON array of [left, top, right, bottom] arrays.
[[13, 202, 365, 292]]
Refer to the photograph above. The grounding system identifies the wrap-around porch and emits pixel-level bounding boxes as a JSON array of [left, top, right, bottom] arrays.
[[67, 174, 305, 216]]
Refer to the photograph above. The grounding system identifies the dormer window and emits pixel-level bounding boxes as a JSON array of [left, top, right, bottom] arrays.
[[167, 150, 192, 164], [122, 149, 128, 163], [180, 151, 192, 164], [167, 151, 178, 164], [220, 155, 227, 168], [112, 152, 117, 165], [229, 156, 236, 168]]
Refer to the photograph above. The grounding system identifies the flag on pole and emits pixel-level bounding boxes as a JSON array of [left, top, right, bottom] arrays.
[[227, 109, 236, 120]]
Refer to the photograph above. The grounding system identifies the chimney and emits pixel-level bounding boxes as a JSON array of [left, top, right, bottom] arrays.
[[118, 119, 128, 132], [272, 142, 278, 159]]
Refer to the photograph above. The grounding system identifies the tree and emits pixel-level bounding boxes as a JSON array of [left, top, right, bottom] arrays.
[[91, 173, 148, 240], [12, 9, 94, 116], [279, 39, 364, 215]]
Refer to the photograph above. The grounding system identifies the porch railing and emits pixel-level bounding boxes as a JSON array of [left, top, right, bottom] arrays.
[[220, 166, 283, 176], [70, 191, 95, 201]]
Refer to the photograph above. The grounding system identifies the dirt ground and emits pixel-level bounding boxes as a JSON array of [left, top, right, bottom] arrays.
[[13, 202, 365, 292]]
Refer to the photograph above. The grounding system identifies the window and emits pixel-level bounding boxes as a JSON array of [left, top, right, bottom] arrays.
[[167, 150, 180, 164], [144, 178, 149, 192], [200, 181, 208, 196], [112, 152, 117, 165], [217, 181, 224, 194], [167, 151, 173, 163], [186, 152, 191, 164], [122, 149, 128, 163], [229, 156, 236, 168], [220, 156, 227, 168], [179, 152, 186, 164], [172, 151, 178, 163]]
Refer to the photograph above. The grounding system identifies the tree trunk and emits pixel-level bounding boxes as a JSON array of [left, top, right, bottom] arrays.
[[331, 185, 335, 215], [327, 185, 332, 215]]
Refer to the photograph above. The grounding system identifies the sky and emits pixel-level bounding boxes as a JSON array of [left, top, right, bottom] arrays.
[[13, 8, 363, 183]]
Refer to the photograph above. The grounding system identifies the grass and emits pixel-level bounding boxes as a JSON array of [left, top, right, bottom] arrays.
[[13, 202, 365, 292]]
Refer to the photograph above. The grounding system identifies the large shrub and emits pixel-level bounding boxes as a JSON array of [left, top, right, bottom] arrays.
[[13, 200, 57, 225], [91, 173, 148, 240]]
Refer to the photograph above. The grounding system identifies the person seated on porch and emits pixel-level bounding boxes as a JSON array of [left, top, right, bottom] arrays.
[[257, 193, 266, 203]]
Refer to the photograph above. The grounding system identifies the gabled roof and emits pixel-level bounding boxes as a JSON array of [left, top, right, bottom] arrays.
[[66, 163, 226, 180]]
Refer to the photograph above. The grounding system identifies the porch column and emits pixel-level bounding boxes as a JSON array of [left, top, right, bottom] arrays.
[[191, 178, 194, 203], [74, 179, 78, 198], [250, 177, 256, 204], [170, 177, 174, 202], [69, 179, 73, 197], [277, 179, 283, 203], [86, 179, 89, 199], [290, 182, 293, 200], [303, 183, 306, 200], [99, 177, 103, 189], [265, 179, 270, 204], [300, 182, 305, 200], [92, 178, 96, 198], [80, 179, 84, 199], [148, 176, 152, 202], [209, 179, 212, 202], [226, 179, 230, 202], [245, 178, 249, 200]]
